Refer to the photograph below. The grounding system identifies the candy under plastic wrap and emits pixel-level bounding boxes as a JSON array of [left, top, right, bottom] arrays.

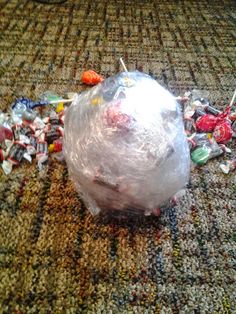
[[64, 71, 190, 216]]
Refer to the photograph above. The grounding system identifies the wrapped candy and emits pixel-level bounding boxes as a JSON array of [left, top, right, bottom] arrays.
[[195, 114, 219, 133], [64, 71, 190, 216], [184, 118, 196, 136], [0, 125, 13, 142], [213, 120, 233, 144], [205, 105, 221, 116], [190, 133, 223, 165], [8, 142, 26, 165], [195, 105, 233, 143], [0, 148, 6, 162], [0, 94, 68, 174], [81, 70, 104, 86], [220, 157, 236, 174]]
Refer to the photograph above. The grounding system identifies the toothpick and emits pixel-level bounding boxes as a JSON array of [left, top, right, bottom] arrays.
[[119, 58, 128, 72], [229, 89, 236, 107]]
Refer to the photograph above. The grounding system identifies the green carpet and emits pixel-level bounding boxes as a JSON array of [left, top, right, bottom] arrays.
[[0, 0, 236, 313]]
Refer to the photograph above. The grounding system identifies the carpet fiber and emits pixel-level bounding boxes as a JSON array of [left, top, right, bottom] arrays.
[[0, 0, 236, 313]]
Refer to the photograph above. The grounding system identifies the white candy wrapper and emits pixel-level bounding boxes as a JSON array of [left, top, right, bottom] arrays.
[[64, 71, 190, 216]]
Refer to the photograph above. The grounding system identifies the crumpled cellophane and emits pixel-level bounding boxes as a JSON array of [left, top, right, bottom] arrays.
[[64, 71, 190, 216]]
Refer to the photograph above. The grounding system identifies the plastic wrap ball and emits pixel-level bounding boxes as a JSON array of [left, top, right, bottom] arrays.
[[64, 71, 190, 216]]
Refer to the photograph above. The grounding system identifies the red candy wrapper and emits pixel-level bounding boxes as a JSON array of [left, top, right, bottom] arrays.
[[196, 114, 218, 132], [213, 120, 233, 144], [53, 139, 63, 152], [196, 105, 232, 134], [0, 149, 4, 162], [0, 126, 13, 142]]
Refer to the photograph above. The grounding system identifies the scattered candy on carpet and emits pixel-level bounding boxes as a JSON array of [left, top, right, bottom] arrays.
[[0, 92, 68, 175], [180, 89, 235, 172], [0, 73, 235, 177]]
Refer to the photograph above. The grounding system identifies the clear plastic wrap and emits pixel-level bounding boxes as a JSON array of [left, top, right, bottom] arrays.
[[64, 71, 190, 216]]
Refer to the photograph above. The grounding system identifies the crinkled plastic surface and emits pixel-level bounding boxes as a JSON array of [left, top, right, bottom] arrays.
[[64, 71, 190, 216]]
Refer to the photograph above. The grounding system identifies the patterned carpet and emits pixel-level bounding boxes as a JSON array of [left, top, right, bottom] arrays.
[[0, 0, 236, 313]]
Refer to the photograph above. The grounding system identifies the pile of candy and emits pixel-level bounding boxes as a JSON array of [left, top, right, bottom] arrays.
[[0, 70, 235, 176], [0, 70, 105, 176], [181, 90, 236, 174], [0, 92, 69, 175]]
